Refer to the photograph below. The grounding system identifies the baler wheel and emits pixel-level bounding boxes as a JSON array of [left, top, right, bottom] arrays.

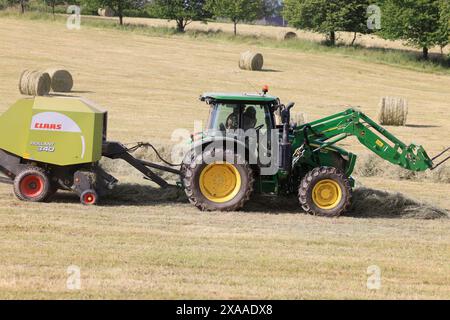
[[183, 149, 254, 212], [80, 189, 98, 206], [13, 166, 52, 202], [45, 183, 59, 201], [298, 166, 352, 217]]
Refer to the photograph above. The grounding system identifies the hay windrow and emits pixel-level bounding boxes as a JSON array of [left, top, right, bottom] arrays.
[[100, 142, 181, 181], [355, 153, 450, 183], [239, 51, 264, 71], [378, 97, 408, 126], [45, 68, 73, 92], [105, 184, 187, 204], [246, 188, 448, 219], [349, 187, 448, 219]]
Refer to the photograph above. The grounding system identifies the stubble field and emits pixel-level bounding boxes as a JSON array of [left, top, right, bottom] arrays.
[[0, 16, 448, 299]]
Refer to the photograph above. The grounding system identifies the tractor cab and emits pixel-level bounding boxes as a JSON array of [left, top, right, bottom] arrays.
[[200, 91, 280, 136]]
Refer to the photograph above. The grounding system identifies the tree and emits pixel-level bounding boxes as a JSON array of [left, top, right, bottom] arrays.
[[8, 0, 29, 13], [206, 0, 264, 36], [261, 0, 282, 18], [43, 0, 64, 16], [283, 0, 371, 46], [380, 0, 450, 60], [150, 0, 211, 32]]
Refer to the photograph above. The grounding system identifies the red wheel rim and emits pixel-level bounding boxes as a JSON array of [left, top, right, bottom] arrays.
[[20, 175, 44, 198], [83, 193, 96, 205]]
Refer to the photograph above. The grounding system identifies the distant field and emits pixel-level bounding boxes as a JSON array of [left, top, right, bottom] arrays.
[[113, 16, 449, 55], [0, 16, 449, 299]]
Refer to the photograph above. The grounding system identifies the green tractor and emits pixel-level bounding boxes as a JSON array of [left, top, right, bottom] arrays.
[[182, 88, 447, 217]]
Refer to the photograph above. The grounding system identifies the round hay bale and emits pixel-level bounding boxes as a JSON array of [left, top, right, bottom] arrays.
[[45, 68, 73, 92], [277, 31, 297, 41], [378, 97, 408, 126], [290, 112, 307, 126], [98, 7, 114, 17], [104, 7, 114, 17], [18, 70, 29, 95], [239, 51, 264, 71], [18, 70, 51, 96]]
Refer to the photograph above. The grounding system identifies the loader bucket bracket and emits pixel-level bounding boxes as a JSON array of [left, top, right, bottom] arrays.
[[431, 147, 450, 170]]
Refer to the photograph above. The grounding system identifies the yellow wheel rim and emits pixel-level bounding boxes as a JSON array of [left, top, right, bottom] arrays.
[[312, 179, 342, 210], [199, 163, 241, 203]]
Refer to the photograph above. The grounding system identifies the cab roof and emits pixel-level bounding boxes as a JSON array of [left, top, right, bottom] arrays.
[[200, 92, 279, 104]]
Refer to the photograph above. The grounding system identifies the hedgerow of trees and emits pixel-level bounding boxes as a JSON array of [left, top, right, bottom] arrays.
[[380, 0, 450, 60], [283, 0, 372, 46], [149, 0, 211, 32], [283, 0, 450, 59]]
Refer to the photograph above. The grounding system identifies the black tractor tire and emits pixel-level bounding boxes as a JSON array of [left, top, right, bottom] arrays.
[[183, 148, 254, 212], [13, 166, 52, 202], [298, 166, 352, 217], [80, 189, 99, 206]]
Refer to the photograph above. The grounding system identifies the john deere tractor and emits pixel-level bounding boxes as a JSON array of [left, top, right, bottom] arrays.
[[182, 88, 448, 217]]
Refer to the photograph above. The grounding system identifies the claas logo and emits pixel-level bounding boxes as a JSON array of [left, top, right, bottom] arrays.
[[34, 123, 63, 130]]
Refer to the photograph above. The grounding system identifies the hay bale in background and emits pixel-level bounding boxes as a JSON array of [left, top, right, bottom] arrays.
[[19, 70, 51, 96], [98, 7, 114, 17], [45, 68, 73, 92], [378, 97, 408, 126], [277, 31, 297, 41], [239, 51, 264, 71], [290, 112, 307, 126]]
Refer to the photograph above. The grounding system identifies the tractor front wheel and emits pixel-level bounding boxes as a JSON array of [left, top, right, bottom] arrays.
[[183, 149, 254, 212], [13, 166, 52, 202], [298, 167, 352, 217]]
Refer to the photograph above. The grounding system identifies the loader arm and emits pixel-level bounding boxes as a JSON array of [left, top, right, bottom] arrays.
[[301, 108, 434, 172]]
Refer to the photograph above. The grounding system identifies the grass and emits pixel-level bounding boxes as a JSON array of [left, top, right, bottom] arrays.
[[1, 10, 450, 76], [0, 179, 449, 299], [0, 14, 449, 299]]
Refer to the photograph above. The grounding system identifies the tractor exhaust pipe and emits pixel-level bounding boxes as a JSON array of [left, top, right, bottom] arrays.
[[279, 123, 292, 172], [279, 102, 295, 172]]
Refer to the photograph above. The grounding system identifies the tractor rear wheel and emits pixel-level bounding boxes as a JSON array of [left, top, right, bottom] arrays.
[[183, 149, 254, 211], [13, 166, 52, 202], [298, 166, 352, 217]]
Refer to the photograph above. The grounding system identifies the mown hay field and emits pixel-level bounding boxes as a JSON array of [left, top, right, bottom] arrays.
[[0, 17, 449, 299]]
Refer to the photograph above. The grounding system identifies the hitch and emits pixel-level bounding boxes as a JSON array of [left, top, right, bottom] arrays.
[[102, 142, 181, 188], [431, 147, 450, 170]]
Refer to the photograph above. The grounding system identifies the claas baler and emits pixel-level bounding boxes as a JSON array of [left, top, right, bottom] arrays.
[[0, 96, 179, 205], [0, 92, 448, 216]]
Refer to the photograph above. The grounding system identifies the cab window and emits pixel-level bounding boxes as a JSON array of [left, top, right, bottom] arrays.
[[207, 104, 240, 131], [207, 103, 273, 132]]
